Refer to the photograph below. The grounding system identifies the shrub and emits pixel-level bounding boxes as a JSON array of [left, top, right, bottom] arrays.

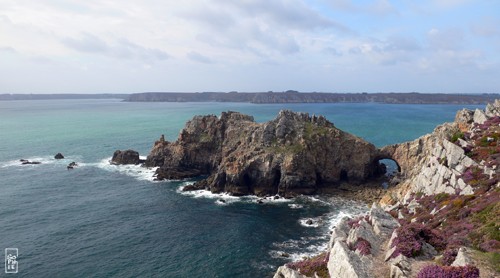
[[417, 264, 479, 278], [391, 223, 445, 258], [347, 215, 367, 229], [479, 240, 500, 253], [441, 248, 458, 266], [451, 131, 464, 143], [354, 237, 371, 256], [286, 252, 329, 278]]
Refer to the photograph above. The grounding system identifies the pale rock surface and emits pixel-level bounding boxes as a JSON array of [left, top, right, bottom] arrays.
[[451, 247, 473, 267], [273, 265, 308, 278], [473, 109, 488, 124], [328, 241, 371, 278]]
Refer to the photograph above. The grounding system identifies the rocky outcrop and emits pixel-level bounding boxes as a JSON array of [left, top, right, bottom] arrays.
[[145, 110, 383, 196], [111, 149, 141, 165], [273, 266, 307, 278], [326, 204, 399, 278], [275, 101, 500, 278], [379, 100, 500, 204], [54, 153, 64, 159]]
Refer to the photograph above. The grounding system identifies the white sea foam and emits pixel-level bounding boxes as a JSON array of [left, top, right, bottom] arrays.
[[176, 184, 293, 205], [287, 243, 328, 262], [94, 157, 158, 182], [299, 216, 325, 228], [1, 155, 84, 168], [177, 184, 241, 205], [288, 203, 304, 209]]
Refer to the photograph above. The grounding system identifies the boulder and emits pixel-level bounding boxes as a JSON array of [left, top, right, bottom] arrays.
[[473, 109, 488, 124], [369, 204, 400, 236], [111, 149, 141, 165], [273, 265, 307, 278], [54, 153, 64, 159], [451, 247, 473, 267], [328, 241, 371, 278]]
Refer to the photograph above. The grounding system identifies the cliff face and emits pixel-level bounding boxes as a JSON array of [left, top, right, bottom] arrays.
[[145, 110, 383, 196], [380, 100, 500, 205]]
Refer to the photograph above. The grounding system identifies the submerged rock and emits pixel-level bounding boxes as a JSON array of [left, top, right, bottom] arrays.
[[144, 110, 383, 197], [20, 159, 41, 165]]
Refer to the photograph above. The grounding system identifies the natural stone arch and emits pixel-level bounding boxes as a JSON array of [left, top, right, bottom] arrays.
[[378, 158, 401, 173], [374, 153, 402, 175]]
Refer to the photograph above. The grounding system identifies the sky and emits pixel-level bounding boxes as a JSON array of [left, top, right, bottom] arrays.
[[1, 0, 499, 94]]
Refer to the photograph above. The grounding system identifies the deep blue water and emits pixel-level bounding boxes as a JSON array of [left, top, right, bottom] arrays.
[[0, 100, 482, 277]]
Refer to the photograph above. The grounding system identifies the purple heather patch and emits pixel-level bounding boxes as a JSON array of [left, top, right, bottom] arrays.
[[417, 264, 479, 278]]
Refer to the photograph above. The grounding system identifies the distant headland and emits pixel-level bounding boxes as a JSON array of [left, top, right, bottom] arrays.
[[0, 93, 129, 101], [2, 92, 500, 104], [126, 91, 499, 104]]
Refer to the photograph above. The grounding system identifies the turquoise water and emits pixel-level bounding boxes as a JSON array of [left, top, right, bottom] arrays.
[[0, 100, 481, 277]]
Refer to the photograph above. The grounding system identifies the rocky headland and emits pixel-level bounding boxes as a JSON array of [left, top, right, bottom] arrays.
[[274, 101, 500, 277]]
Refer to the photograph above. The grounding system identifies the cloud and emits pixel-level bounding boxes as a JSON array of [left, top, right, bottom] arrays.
[[187, 51, 214, 64], [0, 0, 499, 94], [427, 28, 464, 50], [61, 34, 169, 62], [471, 17, 500, 38], [222, 0, 348, 31], [0, 46, 16, 53], [432, 0, 472, 8], [61, 33, 109, 53], [326, 0, 397, 16], [182, 0, 348, 58]]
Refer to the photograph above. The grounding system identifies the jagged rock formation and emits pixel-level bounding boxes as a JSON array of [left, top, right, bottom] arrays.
[[380, 100, 500, 204], [145, 110, 383, 196], [111, 149, 141, 165]]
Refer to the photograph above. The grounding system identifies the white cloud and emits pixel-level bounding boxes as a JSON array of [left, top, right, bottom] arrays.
[[187, 51, 214, 64], [0, 0, 498, 93]]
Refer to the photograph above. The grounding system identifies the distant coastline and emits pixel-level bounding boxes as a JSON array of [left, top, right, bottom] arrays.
[[126, 91, 499, 104], [0, 93, 129, 101], [1, 92, 499, 104]]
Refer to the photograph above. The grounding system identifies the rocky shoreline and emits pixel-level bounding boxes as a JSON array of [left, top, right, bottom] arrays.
[[273, 101, 500, 278]]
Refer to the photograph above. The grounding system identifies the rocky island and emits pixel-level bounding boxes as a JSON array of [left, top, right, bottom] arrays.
[[142, 110, 390, 197]]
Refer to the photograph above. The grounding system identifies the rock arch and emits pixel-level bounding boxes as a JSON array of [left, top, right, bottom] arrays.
[[375, 149, 402, 175]]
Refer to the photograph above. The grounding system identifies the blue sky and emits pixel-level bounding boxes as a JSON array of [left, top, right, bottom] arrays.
[[0, 0, 499, 94]]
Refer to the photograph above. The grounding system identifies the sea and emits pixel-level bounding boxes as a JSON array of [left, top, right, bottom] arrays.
[[0, 99, 482, 277]]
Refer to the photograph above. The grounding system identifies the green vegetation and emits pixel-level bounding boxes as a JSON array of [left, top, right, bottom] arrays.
[[303, 122, 329, 139], [451, 131, 464, 143]]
